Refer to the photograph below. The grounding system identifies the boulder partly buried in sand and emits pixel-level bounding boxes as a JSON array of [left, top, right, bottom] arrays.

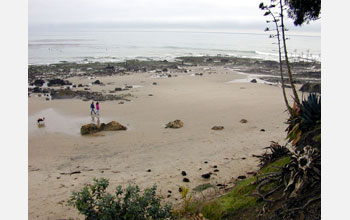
[[240, 119, 248, 123], [212, 126, 224, 130], [103, 121, 127, 131], [165, 120, 184, 129], [80, 121, 127, 135], [81, 123, 100, 135]]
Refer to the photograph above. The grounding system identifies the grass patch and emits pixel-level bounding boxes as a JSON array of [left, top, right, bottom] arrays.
[[197, 156, 290, 220]]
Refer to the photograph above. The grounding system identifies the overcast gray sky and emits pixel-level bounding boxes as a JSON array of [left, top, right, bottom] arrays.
[[29, 0, 320, 34]]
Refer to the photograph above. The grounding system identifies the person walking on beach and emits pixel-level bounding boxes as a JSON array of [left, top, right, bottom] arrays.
[[90, 101, 96, 115], [96, 102, 100, 115]]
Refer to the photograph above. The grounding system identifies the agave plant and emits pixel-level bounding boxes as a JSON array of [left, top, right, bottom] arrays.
[[282, 145, 321, 198], [253, 141, 290, 167], [286, 93, 321, 148]]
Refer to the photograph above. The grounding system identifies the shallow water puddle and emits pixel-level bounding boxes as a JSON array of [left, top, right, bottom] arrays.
[[29, 108, 111, 136]]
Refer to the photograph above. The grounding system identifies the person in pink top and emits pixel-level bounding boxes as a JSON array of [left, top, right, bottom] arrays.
[[96, 102, 100, 115]]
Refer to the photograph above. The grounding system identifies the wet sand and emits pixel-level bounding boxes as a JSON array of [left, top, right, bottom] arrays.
[[28, 66, 297, 219]]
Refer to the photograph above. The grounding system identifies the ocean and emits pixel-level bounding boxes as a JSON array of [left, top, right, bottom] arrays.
[[28, 30, 321, 65]]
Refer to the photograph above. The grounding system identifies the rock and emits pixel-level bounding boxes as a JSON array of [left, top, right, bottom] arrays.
[[106, 64, 115, 70], [92, 80, 101, 85], [78, 84, 83, 87], [213, 169, 219, 172], [148, 94, 153, 96], [104, 121, 127, 131], [80, 121, 127, 135], [183, 178, 190, 182], [48, 79, 71, 87], [115, 87, 122, 91], [213, 165, 217, 168], [204, 161, 208, 164], [168, 190, 172, 193], [260, 129, 265, 132], [165, 120, 183, 129], [168, 74, 172, 77], [181, 171, 187, 176], [212, 126, 224, 130], [147, 169, 151, 172], [119, 101, 124, 104], [162, 68, 168, 72], [80, 123, 99, 135], [250, 79, 257, 83], [237, 175, 246, 180], [299, 82, 321, 93], [201, 173, 211, 179], [240, 119, 248, 123], [241, 157, 246, 160], [34, 79, 45, 87], [152, 82, 157, 85], [33, 87, 42, 93]]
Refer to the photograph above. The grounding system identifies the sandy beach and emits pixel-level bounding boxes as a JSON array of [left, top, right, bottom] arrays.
[[28, 65, 299, 219]]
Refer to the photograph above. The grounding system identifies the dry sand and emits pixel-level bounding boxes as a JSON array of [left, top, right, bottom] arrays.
[[28, 66, 297, 219]]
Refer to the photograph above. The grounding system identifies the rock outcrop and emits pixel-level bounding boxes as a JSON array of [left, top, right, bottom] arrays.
[[299, 82, 321, 94], [165, 120, 184, 129], [81, 121, 127, 135]]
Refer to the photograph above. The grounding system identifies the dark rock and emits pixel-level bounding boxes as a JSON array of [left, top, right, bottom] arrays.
[[181, 171, 187, 176], [115, 87, 122, 91], [183, 178, 190, 182], [212, 126, 224, 130], [201, 173, 211, 179], [72, 85, 77, 88], [299, 82, 321, 93], [78, 84, 83, 87], [237, 175, 246, 180], [241, 157, 246, 160], [165, 120, 183, 129], [168, 190, 172, 193], [213, 165, 217, 168], [92, 80, 101, 85], [106, 64, 115, 70], [213, 169, 219, 172], [167, 195, 171, 198], [179, 187, 183, 193], [162, 68, 168, 72], [250, 79, 257, 83], [48, 79, 71, 87], [33, 87, 42, 93], [152, 82, 157, 85], [240, 119, 248, 123], [34, 79, 45, 87], [260, 129, 265, 132], [204, 161, 208, 164], [147, 169, 151, 172], [168, 74, 172, 77], [119, 101, 124, 104], [148, 94, 153, 96]]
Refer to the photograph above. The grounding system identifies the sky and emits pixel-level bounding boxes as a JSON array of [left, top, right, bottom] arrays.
[[29, 0, 320, 35]]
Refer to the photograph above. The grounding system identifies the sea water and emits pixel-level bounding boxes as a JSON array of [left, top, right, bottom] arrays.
[[29, 29, 321, 65]]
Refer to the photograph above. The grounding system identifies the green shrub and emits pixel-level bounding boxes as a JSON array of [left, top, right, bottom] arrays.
[[67, 178, 172, 220]]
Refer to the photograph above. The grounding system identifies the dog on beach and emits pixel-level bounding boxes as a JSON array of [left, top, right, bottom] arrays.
[[37, 117, 45, 124]]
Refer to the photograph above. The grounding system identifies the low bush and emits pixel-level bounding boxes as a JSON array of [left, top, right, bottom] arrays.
[[67, 178, 172, 220]]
